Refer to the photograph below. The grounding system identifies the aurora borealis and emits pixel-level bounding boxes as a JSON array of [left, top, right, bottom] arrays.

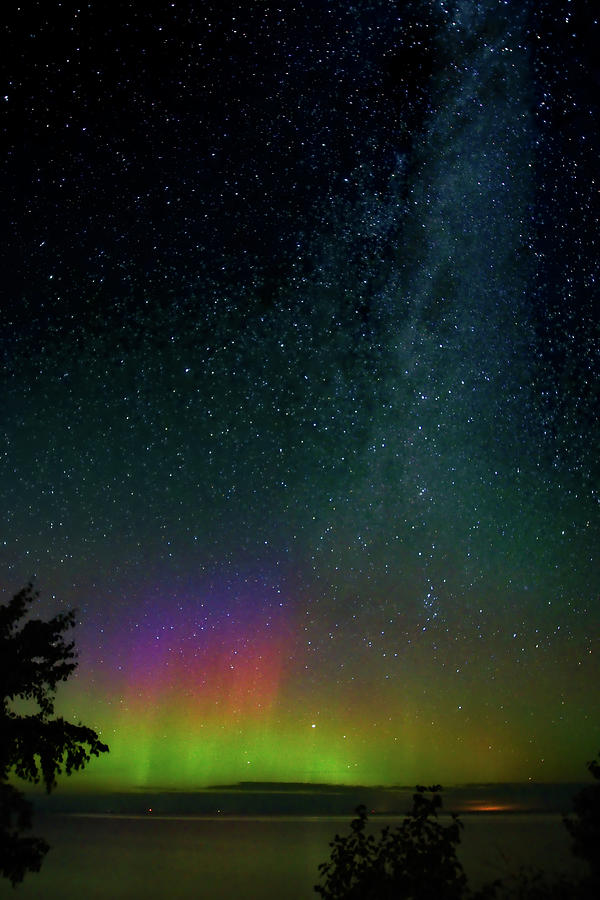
[[4, 0, 599, 794]]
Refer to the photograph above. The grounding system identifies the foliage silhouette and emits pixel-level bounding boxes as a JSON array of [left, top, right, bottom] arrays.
[[314, 785, 476, 900], [563, 751, 600, 892], [0, 584, 109, 886], [315, 758, 600, 900]]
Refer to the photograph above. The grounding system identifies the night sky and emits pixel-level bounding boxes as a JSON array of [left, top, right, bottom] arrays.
[[4, 0, 599, 792]]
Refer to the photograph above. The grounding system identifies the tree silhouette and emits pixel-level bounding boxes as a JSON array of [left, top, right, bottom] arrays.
[[316, 760, 600, 900], [314, 785, 476, 900], [563, 751, 600, 892], [0, 584, 109, 886]]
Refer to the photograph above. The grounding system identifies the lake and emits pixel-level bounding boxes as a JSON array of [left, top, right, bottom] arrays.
[[0, 813, 586, 899]]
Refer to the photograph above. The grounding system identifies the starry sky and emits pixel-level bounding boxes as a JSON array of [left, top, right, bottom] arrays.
[[4, 0, 599, 792]]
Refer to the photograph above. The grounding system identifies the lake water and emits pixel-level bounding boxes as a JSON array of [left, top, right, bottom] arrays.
[[0, 813, 585, 899]]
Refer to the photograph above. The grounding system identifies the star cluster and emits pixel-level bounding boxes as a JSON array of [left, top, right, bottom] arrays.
[[3, 0, 598, 790]]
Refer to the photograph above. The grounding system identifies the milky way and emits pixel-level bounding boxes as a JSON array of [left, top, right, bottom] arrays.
[[4, 0, 598, 789]]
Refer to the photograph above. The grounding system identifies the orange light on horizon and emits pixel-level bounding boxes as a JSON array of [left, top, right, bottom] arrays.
[[466, 803, 517, 813]]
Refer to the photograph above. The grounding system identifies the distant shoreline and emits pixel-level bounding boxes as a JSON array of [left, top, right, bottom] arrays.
[[36, 808, 574, 823], [28, 781, 587, 817]]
